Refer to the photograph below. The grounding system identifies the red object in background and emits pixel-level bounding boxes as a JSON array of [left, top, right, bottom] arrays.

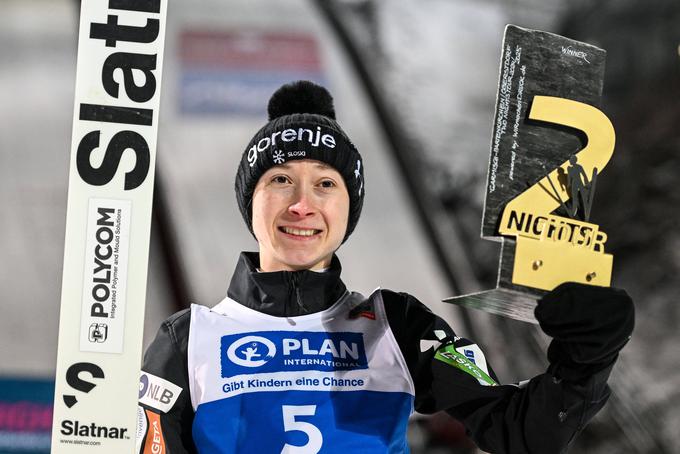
[[0, 378, 54, 452], [178, 29, 326, 116], [180, 30, 322, 71], [0, 402, 53, 432]]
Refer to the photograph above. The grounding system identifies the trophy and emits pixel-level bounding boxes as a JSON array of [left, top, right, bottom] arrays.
[[444, 25, 615, 324]]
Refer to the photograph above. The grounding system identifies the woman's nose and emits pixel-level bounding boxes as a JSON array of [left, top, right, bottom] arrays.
[[288, 188, 316, 217]]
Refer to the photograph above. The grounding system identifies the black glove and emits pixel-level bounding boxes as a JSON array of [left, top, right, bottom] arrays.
[[535, 282, 635, 382]]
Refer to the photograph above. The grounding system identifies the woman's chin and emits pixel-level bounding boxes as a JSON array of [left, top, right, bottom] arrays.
[[270, 251, 331, 271]]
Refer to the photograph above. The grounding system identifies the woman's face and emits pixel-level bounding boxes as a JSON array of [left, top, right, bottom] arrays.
[[252, 159, 350, 272]]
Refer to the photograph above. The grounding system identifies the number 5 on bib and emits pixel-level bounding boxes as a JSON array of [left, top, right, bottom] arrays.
[[281, 405, 323, 453]]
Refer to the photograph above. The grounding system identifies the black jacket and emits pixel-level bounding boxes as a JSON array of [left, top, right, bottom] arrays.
[[137, 252, 612, 453]]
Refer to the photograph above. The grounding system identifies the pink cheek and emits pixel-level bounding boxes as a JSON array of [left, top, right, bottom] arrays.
[[259, 194, 289, 224]]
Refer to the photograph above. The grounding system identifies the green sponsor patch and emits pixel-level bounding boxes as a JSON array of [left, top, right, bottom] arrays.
[[434, 344, 498, 386]]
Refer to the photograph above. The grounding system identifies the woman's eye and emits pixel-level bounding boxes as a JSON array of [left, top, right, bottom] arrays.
[[319, 180, 336, 188], [272, 175, 290, 184]]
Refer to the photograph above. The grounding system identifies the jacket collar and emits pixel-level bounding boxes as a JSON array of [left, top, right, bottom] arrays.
[[226, 252, 347, 317]]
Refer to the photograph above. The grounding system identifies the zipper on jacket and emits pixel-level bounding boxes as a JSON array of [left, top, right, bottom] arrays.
[[290, 272, 308, 314]]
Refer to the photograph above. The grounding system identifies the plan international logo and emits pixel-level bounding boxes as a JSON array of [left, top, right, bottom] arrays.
[[220, 331, 368, 378]]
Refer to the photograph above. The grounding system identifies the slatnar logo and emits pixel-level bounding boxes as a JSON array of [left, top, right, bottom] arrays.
[[220, 331, 368, 378]]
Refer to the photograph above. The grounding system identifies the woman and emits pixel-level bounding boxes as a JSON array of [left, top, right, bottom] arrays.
[[136, 81, 634, 453]]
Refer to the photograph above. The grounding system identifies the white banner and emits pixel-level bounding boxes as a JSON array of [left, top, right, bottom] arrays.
[[51, 1, 168, 452]]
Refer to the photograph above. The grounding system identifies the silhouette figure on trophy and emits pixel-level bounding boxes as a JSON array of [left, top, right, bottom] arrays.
[[564, 155, 598, 221]]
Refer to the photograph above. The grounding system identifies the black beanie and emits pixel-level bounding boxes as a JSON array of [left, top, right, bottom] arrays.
[[235, 81, 365, 242]]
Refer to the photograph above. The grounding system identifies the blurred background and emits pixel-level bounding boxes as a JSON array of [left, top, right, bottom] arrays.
[[1, 0, 679, 452]]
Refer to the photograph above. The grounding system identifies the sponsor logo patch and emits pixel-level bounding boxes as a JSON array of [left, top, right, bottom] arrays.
[[142, 410, 165, 454], [456, 343, 490, 377], [246, 126, 337, 167], [220, 331, 368, 378], [138, 372, 182, 413], [79, 198, 132, 354], [435, 344, 497, 387]]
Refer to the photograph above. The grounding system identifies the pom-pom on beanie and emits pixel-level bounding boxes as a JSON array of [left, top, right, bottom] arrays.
[[235, 81, 364, 242]]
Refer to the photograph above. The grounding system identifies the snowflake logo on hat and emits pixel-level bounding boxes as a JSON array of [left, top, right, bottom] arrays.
[[273, 150, 285, 165]]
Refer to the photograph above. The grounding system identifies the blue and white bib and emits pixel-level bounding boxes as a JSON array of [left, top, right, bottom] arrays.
[[187, 290, 415, 453]]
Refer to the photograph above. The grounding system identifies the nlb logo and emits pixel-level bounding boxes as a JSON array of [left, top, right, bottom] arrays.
[[226, 335, 276, 368], [221, 331, 368, 378], [138, 371, 183, 413]]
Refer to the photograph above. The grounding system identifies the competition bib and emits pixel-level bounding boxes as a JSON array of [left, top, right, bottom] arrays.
[[188, 291, 414, 453]]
